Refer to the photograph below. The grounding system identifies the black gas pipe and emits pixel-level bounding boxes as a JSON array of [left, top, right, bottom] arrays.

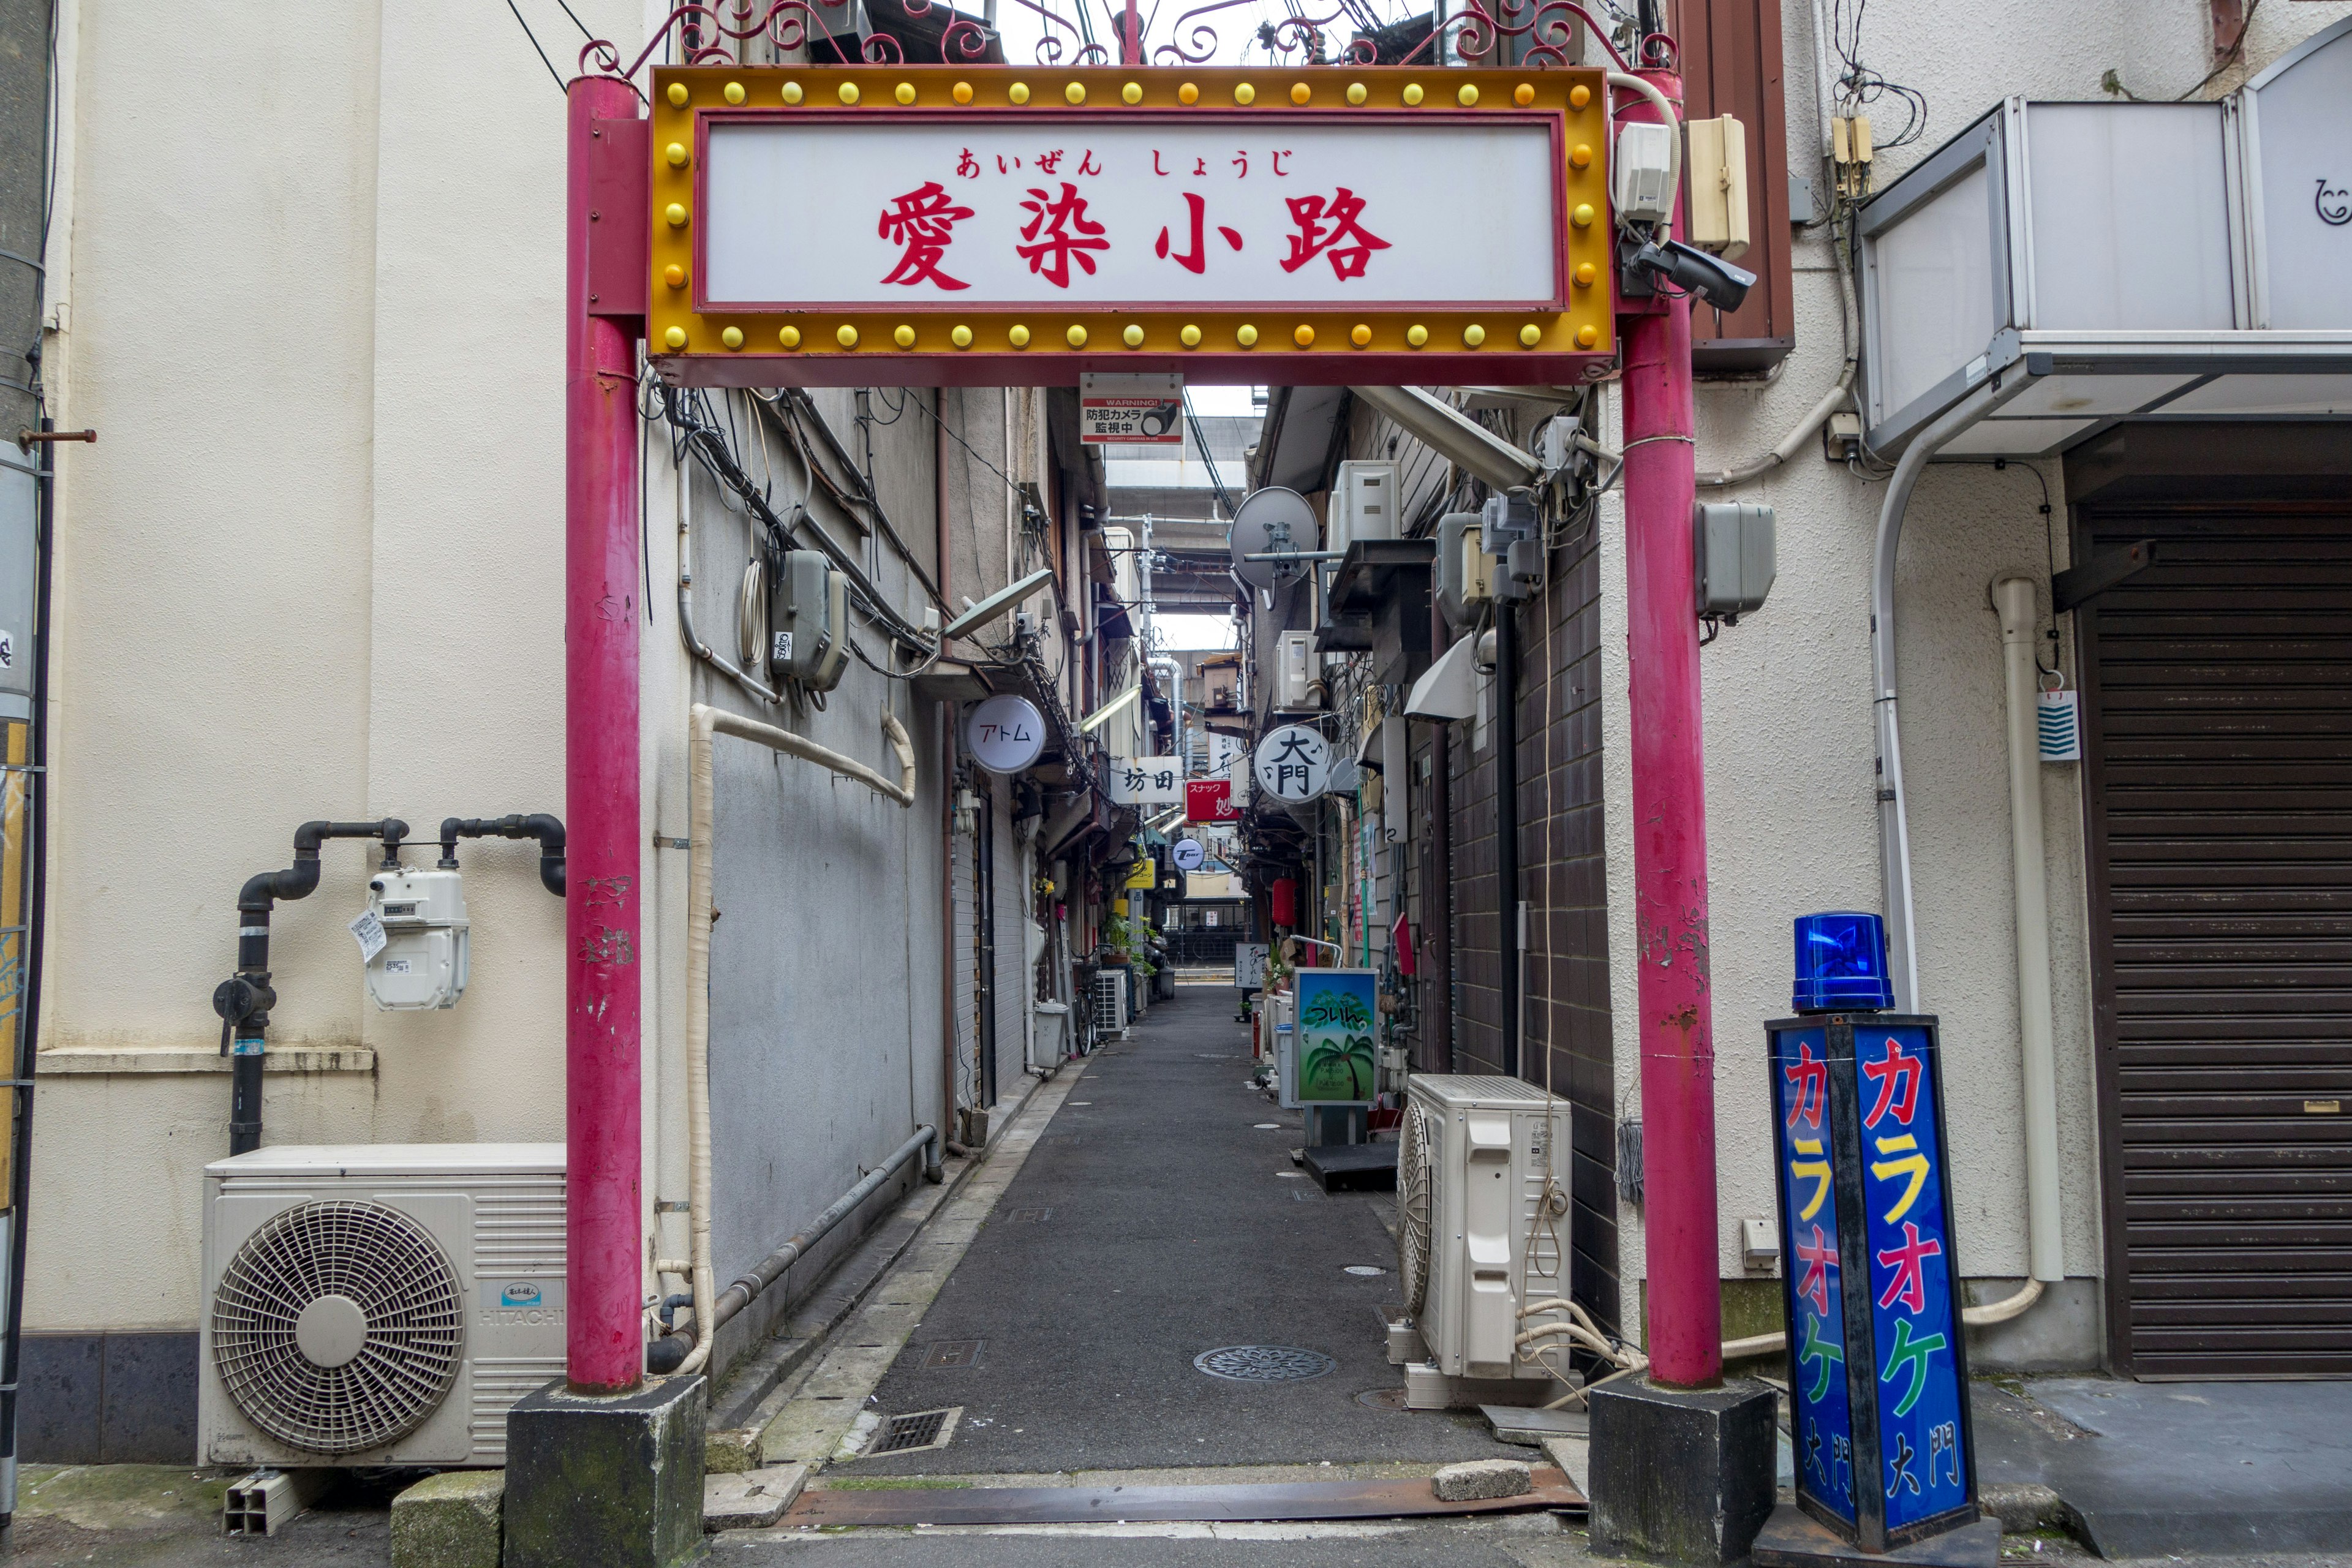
[[216, 821, 408, 1155], [439, 813, 567, 894]]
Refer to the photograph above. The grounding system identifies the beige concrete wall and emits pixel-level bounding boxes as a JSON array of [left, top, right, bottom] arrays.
[[25, 0, 957, 1343], [1599, 1, 2352, 1332]]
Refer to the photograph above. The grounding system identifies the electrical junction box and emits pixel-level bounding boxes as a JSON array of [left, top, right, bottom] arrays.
[[1685, 114, 1752, 260], [1434, 511, 1492, 631], [769, 548, 848, 692], [1695, 502, 1777, 619], [364, 869, 469, 1011], [1614, 120, 1678, 225], [1330, 461, 1398, 554]]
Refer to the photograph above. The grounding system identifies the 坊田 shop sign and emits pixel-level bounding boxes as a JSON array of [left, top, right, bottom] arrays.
[[647, 66, 1615, 388]]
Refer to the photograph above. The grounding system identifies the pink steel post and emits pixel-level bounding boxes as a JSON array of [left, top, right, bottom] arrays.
[[1616, 65, 1722, 1390], [565, 74, 645, 1395]]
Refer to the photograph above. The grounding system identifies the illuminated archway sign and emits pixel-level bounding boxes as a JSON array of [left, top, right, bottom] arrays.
[[647, 65, 1615, 388]]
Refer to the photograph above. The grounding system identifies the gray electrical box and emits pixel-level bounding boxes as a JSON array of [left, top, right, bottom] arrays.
[[1695, 502, 1776, 619], [769, 549, 850, 691]]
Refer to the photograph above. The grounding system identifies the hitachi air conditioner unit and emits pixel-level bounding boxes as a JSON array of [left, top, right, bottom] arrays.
[[200, 1144, 566, 1468], [1397, 1076, 1573, 1380]]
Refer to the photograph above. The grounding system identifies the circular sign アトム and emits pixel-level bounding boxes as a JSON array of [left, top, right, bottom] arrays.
[[1172, 837, 1207, 871], [965, 694, 1046, 774], [1254, 723, 1331, 802]]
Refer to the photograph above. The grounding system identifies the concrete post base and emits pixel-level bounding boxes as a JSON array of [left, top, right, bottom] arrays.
[[503, 1375, 706, 1568], [1588, 1375, 1777, 1566]]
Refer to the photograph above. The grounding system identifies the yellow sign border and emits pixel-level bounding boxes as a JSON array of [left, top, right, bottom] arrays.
[[647, 66, 1615, 387]]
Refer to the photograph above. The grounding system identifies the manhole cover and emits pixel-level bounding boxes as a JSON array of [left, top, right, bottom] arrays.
[[922, 1340, 984, 1370], [1194, 1346, 1338, 1382], [1343, 1265, 1387, 1276], [1355, 1386, 1410, 1410]]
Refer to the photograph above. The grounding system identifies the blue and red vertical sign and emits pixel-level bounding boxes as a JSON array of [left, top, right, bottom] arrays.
[[1770, 1025, 1856, 1528], [1768, 1015, 1979, 1551]]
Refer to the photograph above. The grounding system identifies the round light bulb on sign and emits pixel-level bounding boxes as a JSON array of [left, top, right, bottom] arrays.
[[1172, 838, 1207, 872], [1254, 723, 1331, 803], [965, 694, 1046, 774]]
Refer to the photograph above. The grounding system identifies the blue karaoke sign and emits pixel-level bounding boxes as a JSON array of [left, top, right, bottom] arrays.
[[1768, 1014, 1979, 1550]]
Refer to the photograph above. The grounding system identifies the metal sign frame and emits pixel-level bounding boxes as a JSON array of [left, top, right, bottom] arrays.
[[647, 65, 1616, 388], [1767, 1011, 1980, 1553]]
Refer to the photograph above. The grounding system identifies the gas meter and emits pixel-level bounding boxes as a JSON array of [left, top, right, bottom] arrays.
[[363, 867, 470, 1010]]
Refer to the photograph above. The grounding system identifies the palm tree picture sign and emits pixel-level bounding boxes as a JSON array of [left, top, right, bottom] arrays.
[[1294, 969, 1381, 1106]]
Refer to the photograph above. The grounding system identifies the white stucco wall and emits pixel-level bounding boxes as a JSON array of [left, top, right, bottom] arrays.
[[29, 0, 954, 1343], [1598, 0, 2352, 1329]]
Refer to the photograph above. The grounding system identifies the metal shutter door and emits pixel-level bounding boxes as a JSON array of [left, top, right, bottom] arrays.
[[2080, 507, 2352, 1376]]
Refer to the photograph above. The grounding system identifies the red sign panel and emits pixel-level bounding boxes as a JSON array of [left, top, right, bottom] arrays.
[[1186, 779, 1237, 823]]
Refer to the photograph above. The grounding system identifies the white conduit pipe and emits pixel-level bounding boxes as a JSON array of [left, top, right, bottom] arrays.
[[1695, 371, 1855, 489], [1992, 573, 2066, 1294], [1721, 451, 2065, 1363], [1874, 382, 2003, 1012], [671, 699, 917, 1376]]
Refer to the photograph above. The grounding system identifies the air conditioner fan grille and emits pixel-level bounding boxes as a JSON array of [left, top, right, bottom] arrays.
[[1398, 1101, 1434, 1316], [212, 1199, 464, 1456]]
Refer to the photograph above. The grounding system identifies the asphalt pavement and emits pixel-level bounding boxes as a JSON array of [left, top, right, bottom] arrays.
[[843, 987, 1523, 1475]]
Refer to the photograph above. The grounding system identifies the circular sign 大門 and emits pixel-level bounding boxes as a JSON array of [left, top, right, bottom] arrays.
[[965, 693, 1046, 775], [1253, 723, 1331, 803]]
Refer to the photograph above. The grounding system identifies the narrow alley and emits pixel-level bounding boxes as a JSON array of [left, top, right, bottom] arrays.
[[821, 987, 1521, 1477]]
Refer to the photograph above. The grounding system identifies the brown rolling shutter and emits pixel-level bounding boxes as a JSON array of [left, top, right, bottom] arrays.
[[2079, 505, 2352, 1377]]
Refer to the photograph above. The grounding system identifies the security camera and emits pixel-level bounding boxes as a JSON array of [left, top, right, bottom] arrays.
[[1625, 238, 1757, 314]]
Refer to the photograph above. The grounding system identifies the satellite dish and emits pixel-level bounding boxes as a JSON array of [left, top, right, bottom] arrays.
[[1228, 487, 1319, 592]]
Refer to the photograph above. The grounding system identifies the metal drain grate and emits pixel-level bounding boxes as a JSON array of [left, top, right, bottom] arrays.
[[1193, 1345, 1338, 1382], [867, 1406, 962, 1455]]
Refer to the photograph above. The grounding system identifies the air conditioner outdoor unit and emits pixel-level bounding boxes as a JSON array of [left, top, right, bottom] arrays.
[[1330, 460, 1398, 554], [200, 1144, 567, 1469], [1090, 969, 1129, 1038], [1273, 630, 1319, 710], [1397, 1076, 1573, 1381]]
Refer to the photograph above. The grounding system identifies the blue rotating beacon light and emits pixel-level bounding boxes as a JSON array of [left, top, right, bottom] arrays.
[[1791, 911, 1893, 1014]]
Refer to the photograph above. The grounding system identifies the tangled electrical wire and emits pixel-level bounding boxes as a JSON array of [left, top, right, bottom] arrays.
[[1823, 0, 1930, 150]]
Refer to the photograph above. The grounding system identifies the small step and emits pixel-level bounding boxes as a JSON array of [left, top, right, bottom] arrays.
[[1302, 1142, 1398, 1193]]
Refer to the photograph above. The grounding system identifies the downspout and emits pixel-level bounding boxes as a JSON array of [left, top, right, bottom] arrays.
[[1872, 383, 2002, 1011], [215, 820, 409, 1155], [665, 702, 916, 1377], [1427, 600, 1457, 1073], [1987, 574, 2063, 1312], [649, 1124, 938, 1370], [936, 404, 960, 1145], [1493, 606, 1521, 1079]]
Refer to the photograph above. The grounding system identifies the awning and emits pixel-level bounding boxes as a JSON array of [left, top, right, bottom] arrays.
[[1855, 23, 2352, 462]]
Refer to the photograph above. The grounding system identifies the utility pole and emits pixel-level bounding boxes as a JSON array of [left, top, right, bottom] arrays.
[[505, 74, 701, 1568], [562, 72, 646, 1401], [1618, 58, 1719, 1398], [1586, 39, 1777, 1568]]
